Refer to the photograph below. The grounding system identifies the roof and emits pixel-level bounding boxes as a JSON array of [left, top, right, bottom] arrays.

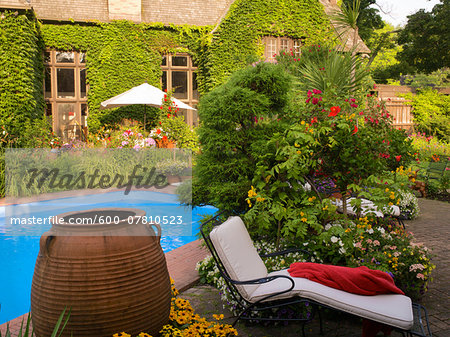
[[142, 0, 235, 26]]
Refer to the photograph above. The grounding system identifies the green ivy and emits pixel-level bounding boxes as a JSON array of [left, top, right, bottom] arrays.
[[202, 0, 335, 92], [0, 10, 45, 143]]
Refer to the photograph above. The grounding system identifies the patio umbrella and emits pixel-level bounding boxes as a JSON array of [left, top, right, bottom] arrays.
[[100, 83, 196, 131]]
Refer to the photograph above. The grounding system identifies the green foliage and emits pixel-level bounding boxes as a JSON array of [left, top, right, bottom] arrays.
[[203, 0, 334, 92], [397, 0, 450, 73], [0, 10, 46, 145], [402, 88, 450, 141], [409, 132, 450, 162], [401, 68, 450, 88], [193, 62, 292, 213]]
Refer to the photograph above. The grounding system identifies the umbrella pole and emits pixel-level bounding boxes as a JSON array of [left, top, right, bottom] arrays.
[[144, 105, 146, 133]]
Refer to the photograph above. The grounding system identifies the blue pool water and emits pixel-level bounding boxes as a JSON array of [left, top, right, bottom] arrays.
[[0, 191, 216, 324]]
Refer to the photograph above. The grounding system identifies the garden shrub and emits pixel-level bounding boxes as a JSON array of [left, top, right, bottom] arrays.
[[192, 62, 293, 213], [402, 88, 450, 142]]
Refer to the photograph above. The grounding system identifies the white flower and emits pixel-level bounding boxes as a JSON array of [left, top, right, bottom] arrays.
[[330, 236, 338, 243], [325, 224, 332, 231], [367, 228, 374, 234], [339, 247, 346, 255], [377, 227, 385, 234]]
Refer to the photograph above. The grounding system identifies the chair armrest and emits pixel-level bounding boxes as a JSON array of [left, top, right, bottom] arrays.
[[260, 247, 312, 259]]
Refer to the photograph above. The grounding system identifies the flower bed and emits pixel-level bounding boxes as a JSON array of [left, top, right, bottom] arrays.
[[113, 279, 238, 337]]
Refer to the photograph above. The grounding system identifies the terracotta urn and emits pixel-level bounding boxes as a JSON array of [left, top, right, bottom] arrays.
[[31, 208, 171, 337]]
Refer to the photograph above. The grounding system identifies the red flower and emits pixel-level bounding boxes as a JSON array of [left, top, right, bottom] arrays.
[[156, 129, 161, 134], [167, 114, 171, 118], [395, 155, 402, 162], [328, 106, 340, 117], [312, 97, 319, 105], [352, 125, 358, 135], [162, 135, 168, 141], [311, 117, 318, 124]]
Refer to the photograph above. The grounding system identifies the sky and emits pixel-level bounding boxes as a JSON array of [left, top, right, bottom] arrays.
[[371, 0, 441, 27]]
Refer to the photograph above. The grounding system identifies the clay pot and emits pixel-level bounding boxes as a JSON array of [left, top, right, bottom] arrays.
[[31, 208, 171, 337]]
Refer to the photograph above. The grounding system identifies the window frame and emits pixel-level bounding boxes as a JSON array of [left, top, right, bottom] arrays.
[[161, 53, 198, 126], [44, 50, 88, 141], [262, 36, 303, 62]]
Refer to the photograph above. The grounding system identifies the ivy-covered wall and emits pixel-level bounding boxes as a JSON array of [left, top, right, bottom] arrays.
[[200, 0, 335, 92], [41, 21, 209, 132], [0, 10, 45, 142]]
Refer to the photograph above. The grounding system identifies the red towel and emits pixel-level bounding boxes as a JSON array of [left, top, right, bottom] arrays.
[[288, 262, 404, 296]]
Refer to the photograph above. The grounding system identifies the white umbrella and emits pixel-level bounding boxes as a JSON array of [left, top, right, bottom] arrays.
[[100, 83, 196, 131]]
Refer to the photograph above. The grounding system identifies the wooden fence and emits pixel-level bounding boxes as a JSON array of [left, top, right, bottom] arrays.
[[375, 85, 450, 131]]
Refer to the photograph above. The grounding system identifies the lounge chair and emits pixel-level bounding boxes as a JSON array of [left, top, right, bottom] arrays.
[[200, 214, 432, 336]]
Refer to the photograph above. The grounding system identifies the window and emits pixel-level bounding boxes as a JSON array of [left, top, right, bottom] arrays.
[[44, 50, 88, 141], [161, 54, 199, 126], [262, 36, 303, 62]]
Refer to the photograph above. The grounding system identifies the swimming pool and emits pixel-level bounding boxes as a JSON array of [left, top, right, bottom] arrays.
[[0, 191, 216, 324]]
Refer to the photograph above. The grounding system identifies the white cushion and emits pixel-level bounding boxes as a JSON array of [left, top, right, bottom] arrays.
[[250, 269, 413, 330], [209, 216, 268, 300]]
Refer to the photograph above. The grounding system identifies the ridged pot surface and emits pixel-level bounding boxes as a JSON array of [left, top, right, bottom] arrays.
[[31, 208, 171, 337]]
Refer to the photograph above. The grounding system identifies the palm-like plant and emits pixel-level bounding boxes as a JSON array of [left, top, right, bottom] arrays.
[[331, 0, 361, 51], [296, 46, 369, 96]]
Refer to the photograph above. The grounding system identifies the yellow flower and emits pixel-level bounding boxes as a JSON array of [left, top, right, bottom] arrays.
[[322, 205, 328, 211], [248, 186, 257, 198], [385, 188, 389, 192], [297, 150, 302, 154], [300, 211, 305, 216], [247, 199, 252, 208], [265, 175, 271, 182], [301, 217, 307, 222], [213, 314, 224, 320], [256, 197, 265, 202], [308, 196, 316, 202], [138, 333, 152, 337], [301, 121, 305, 125], [294, 143, 300, 148], [388, 202, 393, 206]]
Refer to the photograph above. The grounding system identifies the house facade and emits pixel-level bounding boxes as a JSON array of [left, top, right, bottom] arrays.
[[0, 0, 369, 141]]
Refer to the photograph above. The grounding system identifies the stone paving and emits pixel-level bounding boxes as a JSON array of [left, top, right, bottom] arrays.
[[1, 198, 448, 336]]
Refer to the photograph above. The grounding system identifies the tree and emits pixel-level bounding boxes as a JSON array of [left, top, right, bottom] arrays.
[[397, 0, 450, 73], [341, 0, 384, 46]]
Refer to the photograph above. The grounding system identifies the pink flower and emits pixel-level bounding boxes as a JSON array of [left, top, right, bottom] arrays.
[[121, 141, 129, 146], [417, 273, 425, 280], [313, 89, 322, 94], [373, 240, 380, 246], [312, 97, 319, 105], [350, 103, 358, 108]]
